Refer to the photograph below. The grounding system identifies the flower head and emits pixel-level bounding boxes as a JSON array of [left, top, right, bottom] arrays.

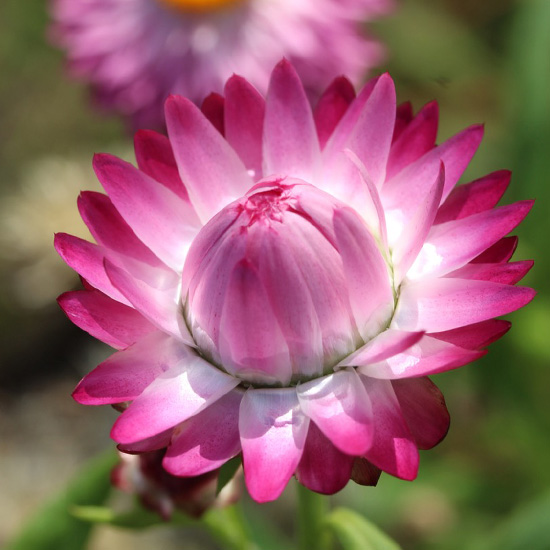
[[49, 0, 393, 128], [56, 60, 535, 502]]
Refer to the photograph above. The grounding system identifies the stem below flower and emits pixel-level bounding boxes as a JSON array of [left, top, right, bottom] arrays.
[[296, 482, 332, 550]]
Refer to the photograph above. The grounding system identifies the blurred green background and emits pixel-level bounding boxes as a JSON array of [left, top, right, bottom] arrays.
[[0, 0, 549, 548]]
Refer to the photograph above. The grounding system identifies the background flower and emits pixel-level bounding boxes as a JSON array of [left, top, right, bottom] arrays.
[[49, 0, 393, 129], [56, 60, 533, 503]]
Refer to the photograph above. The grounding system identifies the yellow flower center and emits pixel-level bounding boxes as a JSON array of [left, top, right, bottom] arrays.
[[158, 0, 244, 13]]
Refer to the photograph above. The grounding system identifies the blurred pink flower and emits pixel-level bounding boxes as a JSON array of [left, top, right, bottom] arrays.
[[56, 60, 534, 503], [49, 0, 393, 129], [111, 448, 240, 520]]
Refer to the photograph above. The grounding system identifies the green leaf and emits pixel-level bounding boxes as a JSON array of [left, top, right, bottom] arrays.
[[216, 455, 242, 496], [325, 507, 402, 550], [4, 450, 117, 550]]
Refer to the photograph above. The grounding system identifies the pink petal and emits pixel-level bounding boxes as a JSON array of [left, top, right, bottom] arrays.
[[58, 289, 156, 349], [314, 76, 356, 150], [163, 390, 243, 476], [359, 335, 484, 379], [409, 200, 533, 279], [387, 101, 439, 179], [446, 260, 533, 285], [224, 74, 265, 178], [73, 332, 189, 405], [118, 429, 174, 454], [263, 59, 321, 181], [218, 259, 293, 386], [111, 356, 239, 444], [325, 73, 396, 188], [104, 258, 192, 344], [392, 162, 445, 283], [392, 377, 450, 450], [165, 95, 252, 222], [239, 388, 309, 503], [383, 125, 484, 217], [78, 191, 162, 267], [93, 153, 199, 271], [298, 370, 373, 456], [392, 101, 413, 142], [338, 329, 424, 367], [395, 278, 536, 332], [472, 236, 518, 263], [200, 92, 225, 135], [54, 233, 130, 306], [333, 206, 393, 340], [296, 422, 353, 494], [362, 377, 419, 480], [133, 129, 189, 201], [429, 319, 511, 350], [435, 170, 511, 224]]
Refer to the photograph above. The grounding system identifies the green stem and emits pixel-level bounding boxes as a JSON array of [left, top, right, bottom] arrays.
[[296, 482, 332, 550], [203, 504, 257, 550]]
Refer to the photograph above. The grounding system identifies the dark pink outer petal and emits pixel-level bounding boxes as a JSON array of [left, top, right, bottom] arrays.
[[118, 429, 173, 454], [298, 370, 373, 456], [54, 233, 130, 306], [430, 319, 511, 350], [333, 206, 393, 340], [314, 76, 356, 150], [224, 74, 265, 178], [133, 130, 189, 201], [165, 95, 253, 223], [435, 170, 511, 224], [200, 92, 225, 135], [392, 377, 450, 450], [93, 153, 199, 271], [395, 278, 536, 333], [163, 390, 243, 476], [78, 191, 162, 267], [239, 388, 309, 503], [472, 236, 518, 264], [409, 200, 533, 280], [58, 289, 156, 350], [296, 422, 354, 495], [263, 59, 321, 181], [111, 356, 240, 444], [447, 260, 534, 285], [362, 377, 419, 480], [392, 101, 413, 142], [387, 101, 438, 180], [73, 332, 188, 405]]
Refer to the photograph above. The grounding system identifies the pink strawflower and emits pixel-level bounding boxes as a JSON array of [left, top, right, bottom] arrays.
[[111, 448, 241, 520], [56, 60, 534, 503], [49, 0, 392, 129]]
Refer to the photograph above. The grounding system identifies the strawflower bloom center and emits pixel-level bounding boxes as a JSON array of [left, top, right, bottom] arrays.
[[182, 179, 394, 389], [157, 0, 245, 13]]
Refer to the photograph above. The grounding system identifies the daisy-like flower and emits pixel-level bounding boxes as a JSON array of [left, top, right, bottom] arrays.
[[49, 0, 392, 129], [56, 60, 534, 503]]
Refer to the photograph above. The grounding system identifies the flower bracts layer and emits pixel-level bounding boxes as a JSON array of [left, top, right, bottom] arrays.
[[50, 0, 393, 129], [56, 61, 534, 502]]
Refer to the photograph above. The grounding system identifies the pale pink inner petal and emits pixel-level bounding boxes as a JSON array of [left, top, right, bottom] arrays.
[[165, 95, 253, 223], [263, 59, 321, 181], [298, 370, 373, 456], [239, 388, 310, 503], [163, 390, 243, 476], [111, 355, 240, 444]]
